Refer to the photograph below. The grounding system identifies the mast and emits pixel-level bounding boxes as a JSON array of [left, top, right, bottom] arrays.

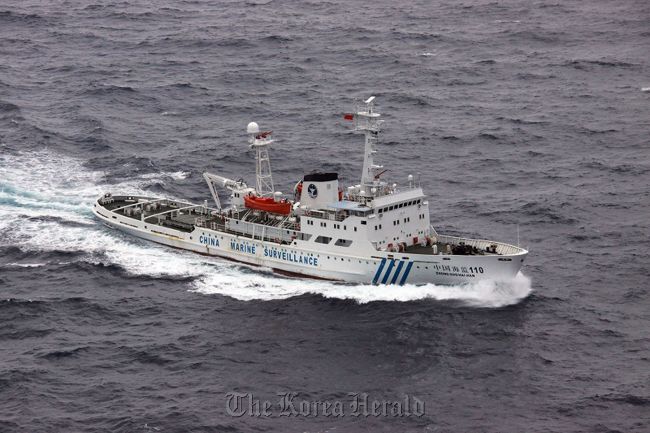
[[247, 122, 275, 197], [354, 96, 384, 194]]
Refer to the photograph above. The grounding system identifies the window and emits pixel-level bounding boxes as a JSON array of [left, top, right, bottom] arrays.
[[361, 221, 367, 225], [335, 239, 353, 247], [354, 227, 357, 232], [315, 236, 332, 244], [378, 209, 383, 214]]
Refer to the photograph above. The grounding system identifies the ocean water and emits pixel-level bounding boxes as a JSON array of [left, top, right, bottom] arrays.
[[1, 1, 649, 432]]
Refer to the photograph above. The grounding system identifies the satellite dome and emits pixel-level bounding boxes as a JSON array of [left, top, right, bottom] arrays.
[[247, 122, 260, 134]]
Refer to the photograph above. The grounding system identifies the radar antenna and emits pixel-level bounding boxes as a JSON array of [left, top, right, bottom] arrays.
[[344, 96, 384, 195]]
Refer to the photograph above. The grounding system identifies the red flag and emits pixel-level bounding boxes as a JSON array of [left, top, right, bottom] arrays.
[[343, 113, 354, 121]]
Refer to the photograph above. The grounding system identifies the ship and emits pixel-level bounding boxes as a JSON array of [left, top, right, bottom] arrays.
[[93, 97, 527, 285]]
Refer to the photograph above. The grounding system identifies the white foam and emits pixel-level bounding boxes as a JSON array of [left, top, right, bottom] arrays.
[[192, 271, 532, 307], [1, 150, 532, 307], [3, 262, 47, 268], [169, 170, 190, 180]]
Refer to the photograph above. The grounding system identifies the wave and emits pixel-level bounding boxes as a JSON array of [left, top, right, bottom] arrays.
[[0, 10, 45, 24], [39, 346, 89, 360], [0, 101, 20, 113], [496, 116, 549, 125], [562, 59, 637, 70], [81, 83, 137, 96], [580, 393, 650, 407]]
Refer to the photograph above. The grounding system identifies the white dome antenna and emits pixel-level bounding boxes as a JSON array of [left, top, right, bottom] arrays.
[[247, 121, 260, 135]]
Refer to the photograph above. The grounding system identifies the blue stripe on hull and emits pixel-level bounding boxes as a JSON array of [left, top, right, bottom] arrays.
[[399, 262, 414, 285], [381, 259, 396, 284], [390, 260, 405, 285], [372, 258, 387, 285]]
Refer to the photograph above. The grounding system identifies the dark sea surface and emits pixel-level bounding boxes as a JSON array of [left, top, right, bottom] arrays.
[[1, 0, 649, 432]]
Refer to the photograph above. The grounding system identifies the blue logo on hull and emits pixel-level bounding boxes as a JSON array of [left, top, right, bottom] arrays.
[[373, 259, 413, 286]]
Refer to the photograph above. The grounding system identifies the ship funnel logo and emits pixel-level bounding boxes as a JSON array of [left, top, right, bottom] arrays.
[[307, 183, 318, 198]]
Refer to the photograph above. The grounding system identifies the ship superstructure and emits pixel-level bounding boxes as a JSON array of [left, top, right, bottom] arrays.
[[93, 98, 527, 285]]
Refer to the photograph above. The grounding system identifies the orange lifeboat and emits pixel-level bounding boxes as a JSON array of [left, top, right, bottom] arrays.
[[244, 195, 292, 215]]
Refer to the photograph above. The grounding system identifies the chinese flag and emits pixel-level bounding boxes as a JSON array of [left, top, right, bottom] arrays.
[[343, 113, 354, 121]]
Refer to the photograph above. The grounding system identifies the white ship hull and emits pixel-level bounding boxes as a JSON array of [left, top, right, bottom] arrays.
[[93, 198, 526, 285]]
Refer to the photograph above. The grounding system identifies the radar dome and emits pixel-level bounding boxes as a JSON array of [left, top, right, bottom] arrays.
[[247, 122, 260, 134]]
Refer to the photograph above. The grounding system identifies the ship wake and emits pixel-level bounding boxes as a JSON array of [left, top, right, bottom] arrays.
[[192, 270, 532, 307]]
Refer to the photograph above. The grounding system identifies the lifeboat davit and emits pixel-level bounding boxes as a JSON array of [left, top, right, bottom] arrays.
[[244, 195, 292, 215]]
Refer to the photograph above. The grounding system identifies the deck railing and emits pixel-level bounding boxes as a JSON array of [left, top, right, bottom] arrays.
[[435, 234, 526, 256]]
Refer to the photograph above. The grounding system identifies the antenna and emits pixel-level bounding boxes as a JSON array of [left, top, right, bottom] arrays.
[[351, 96, 384, 194]]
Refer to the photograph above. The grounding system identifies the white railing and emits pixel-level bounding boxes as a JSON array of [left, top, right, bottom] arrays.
[[435, 234, 526, 256]]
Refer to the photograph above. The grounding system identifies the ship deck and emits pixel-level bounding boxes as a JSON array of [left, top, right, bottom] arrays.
[[98, 195, 302, 244], [97, 195, 525, 257], [102, 199, 206, 233]]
